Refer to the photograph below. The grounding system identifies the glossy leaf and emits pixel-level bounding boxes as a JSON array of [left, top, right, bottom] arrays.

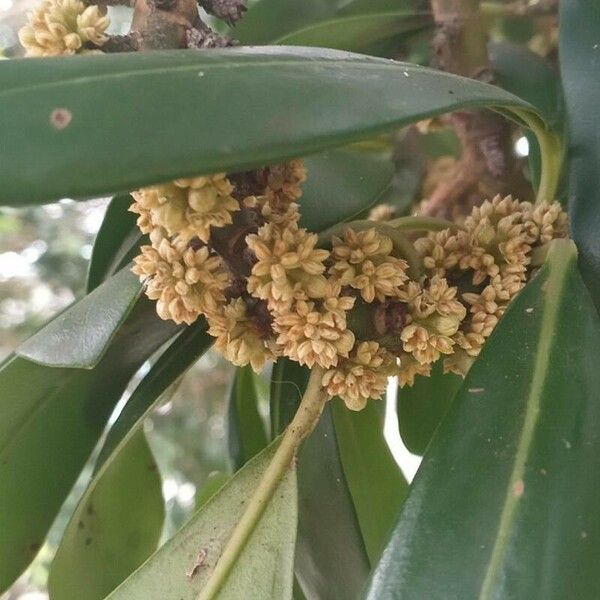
[[107, 441, 297, 600], [48, 431, 164, 600], [16, 267, 141, 369], [331, 399, 408, 562], [46, 322, 211, 598], [227, 366, 268, 470], [87, 194, 139, 292], [96, 320, 211, 469], [0, 47, 541, 206], [397, 361, 462, 455], [271, 359, 370, 600], [367, 240, 600, 599], [275, 13, 430, 55], [300, 146, 394, 232], [560, 2, 600, 309], [0, 299, 178, 592]]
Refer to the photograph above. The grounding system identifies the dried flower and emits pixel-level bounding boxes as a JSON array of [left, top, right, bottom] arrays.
[[274, 282, 355, 369], [330, 227, 409, 303], [246, 223, 330, 310], [19, 0, 109, 57], [322, 341, 394, 410], [527, 201, 569, 244], [207, 298, 276, 373], [132, 238, 230, 324]]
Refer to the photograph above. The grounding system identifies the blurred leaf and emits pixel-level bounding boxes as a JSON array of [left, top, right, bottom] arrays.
[[87, 194, 140, 292], [271, 359, 370, 600], [367, 240, 600, 599], [195, 472, 231, 509], [490, 41, 564, 193], [331, 399, 408, 562], [0, 48, 541, 206], [300, 147, 394, 232], [227, 366, 268, 470], [275, 13, 430, 55], [560, 2, 600, 309], [0, 299, 178, 592], [107, 441, 297, 600], [490, 41, 563, 130], [234, 0, 420, 44], [16, 267, 141, 369], [397, 361, 462, 456], [49, 431, 164, 600]]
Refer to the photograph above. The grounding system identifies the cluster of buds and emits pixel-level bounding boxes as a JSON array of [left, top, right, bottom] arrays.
[[130, 162, 568, 411], [19, 0, 109, 57]]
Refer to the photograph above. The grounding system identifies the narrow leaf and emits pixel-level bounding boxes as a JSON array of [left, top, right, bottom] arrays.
[[107, 441, 297, 600], [0, 47, 540, 205], [48, 431, 164, 600], [275, 13, 430, 55], [367, 240, 600, 599], [332, 399, 408, 563], [560, 2, 600, 309], [227, 366, 268, 470], [87, 194, 140, 292], [17, 267, 141, 369], [397, 361, 462, 456]]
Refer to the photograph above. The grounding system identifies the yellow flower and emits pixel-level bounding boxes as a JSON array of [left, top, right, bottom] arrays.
[[330, 227, 409, 303], [414, 229, 463, 278], [246, 223, 330, 310], [527, 201, 569, 244], [368, 204, 396, 223], [207, 298, 276, 373], [398, 276, 466, 365], [397, 353, 432, 388], [19, 0, 109, 57], [132, 238, 230, 324], [322, 341, 394, 410], [274, 282, 355, 369], [130, 174, 239, 243]]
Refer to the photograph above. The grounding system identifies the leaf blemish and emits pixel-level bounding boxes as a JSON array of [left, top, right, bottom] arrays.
[[50, 108, 72, 130], [468, 387, 485, 393], [186, 548, 208, 580], [513, 480, 525, 497]]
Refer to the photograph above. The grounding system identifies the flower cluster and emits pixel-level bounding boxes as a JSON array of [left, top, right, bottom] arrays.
[[414, 195, 568, 376], [19, 0, 109, 57], [130, 162, 568, 411]]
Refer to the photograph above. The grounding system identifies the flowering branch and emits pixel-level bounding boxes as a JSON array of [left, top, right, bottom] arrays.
[[197, 366, 327, 600]]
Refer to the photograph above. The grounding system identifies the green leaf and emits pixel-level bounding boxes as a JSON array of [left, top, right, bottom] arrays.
[[47, 322, 211, 598], [227, 366, 268, 470], [96, 320, 212, 469], [271, 359, 370, 600], [275, 13, 430, 55], [560, 3, 600, 309], [87, 195, 140, 292], [234, 0, 419, 44], [0, 299, 178, 592], [300, 146, 394, 232], [48, 431, 164, 600], [0, 48, 541, 206], [331, 399, 408, 563], [397, 361, 462, 455], [16, 267, 141, 369], [107, 440, 297, 600], [366, 240, 600, 599]]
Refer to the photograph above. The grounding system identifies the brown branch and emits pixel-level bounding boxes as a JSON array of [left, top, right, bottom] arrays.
[[199, 0, 247, 26], [420, 0, 531, 218]]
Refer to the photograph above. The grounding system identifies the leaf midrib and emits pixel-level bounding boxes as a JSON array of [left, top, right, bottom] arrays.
[[478, 242, 573, 599]]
